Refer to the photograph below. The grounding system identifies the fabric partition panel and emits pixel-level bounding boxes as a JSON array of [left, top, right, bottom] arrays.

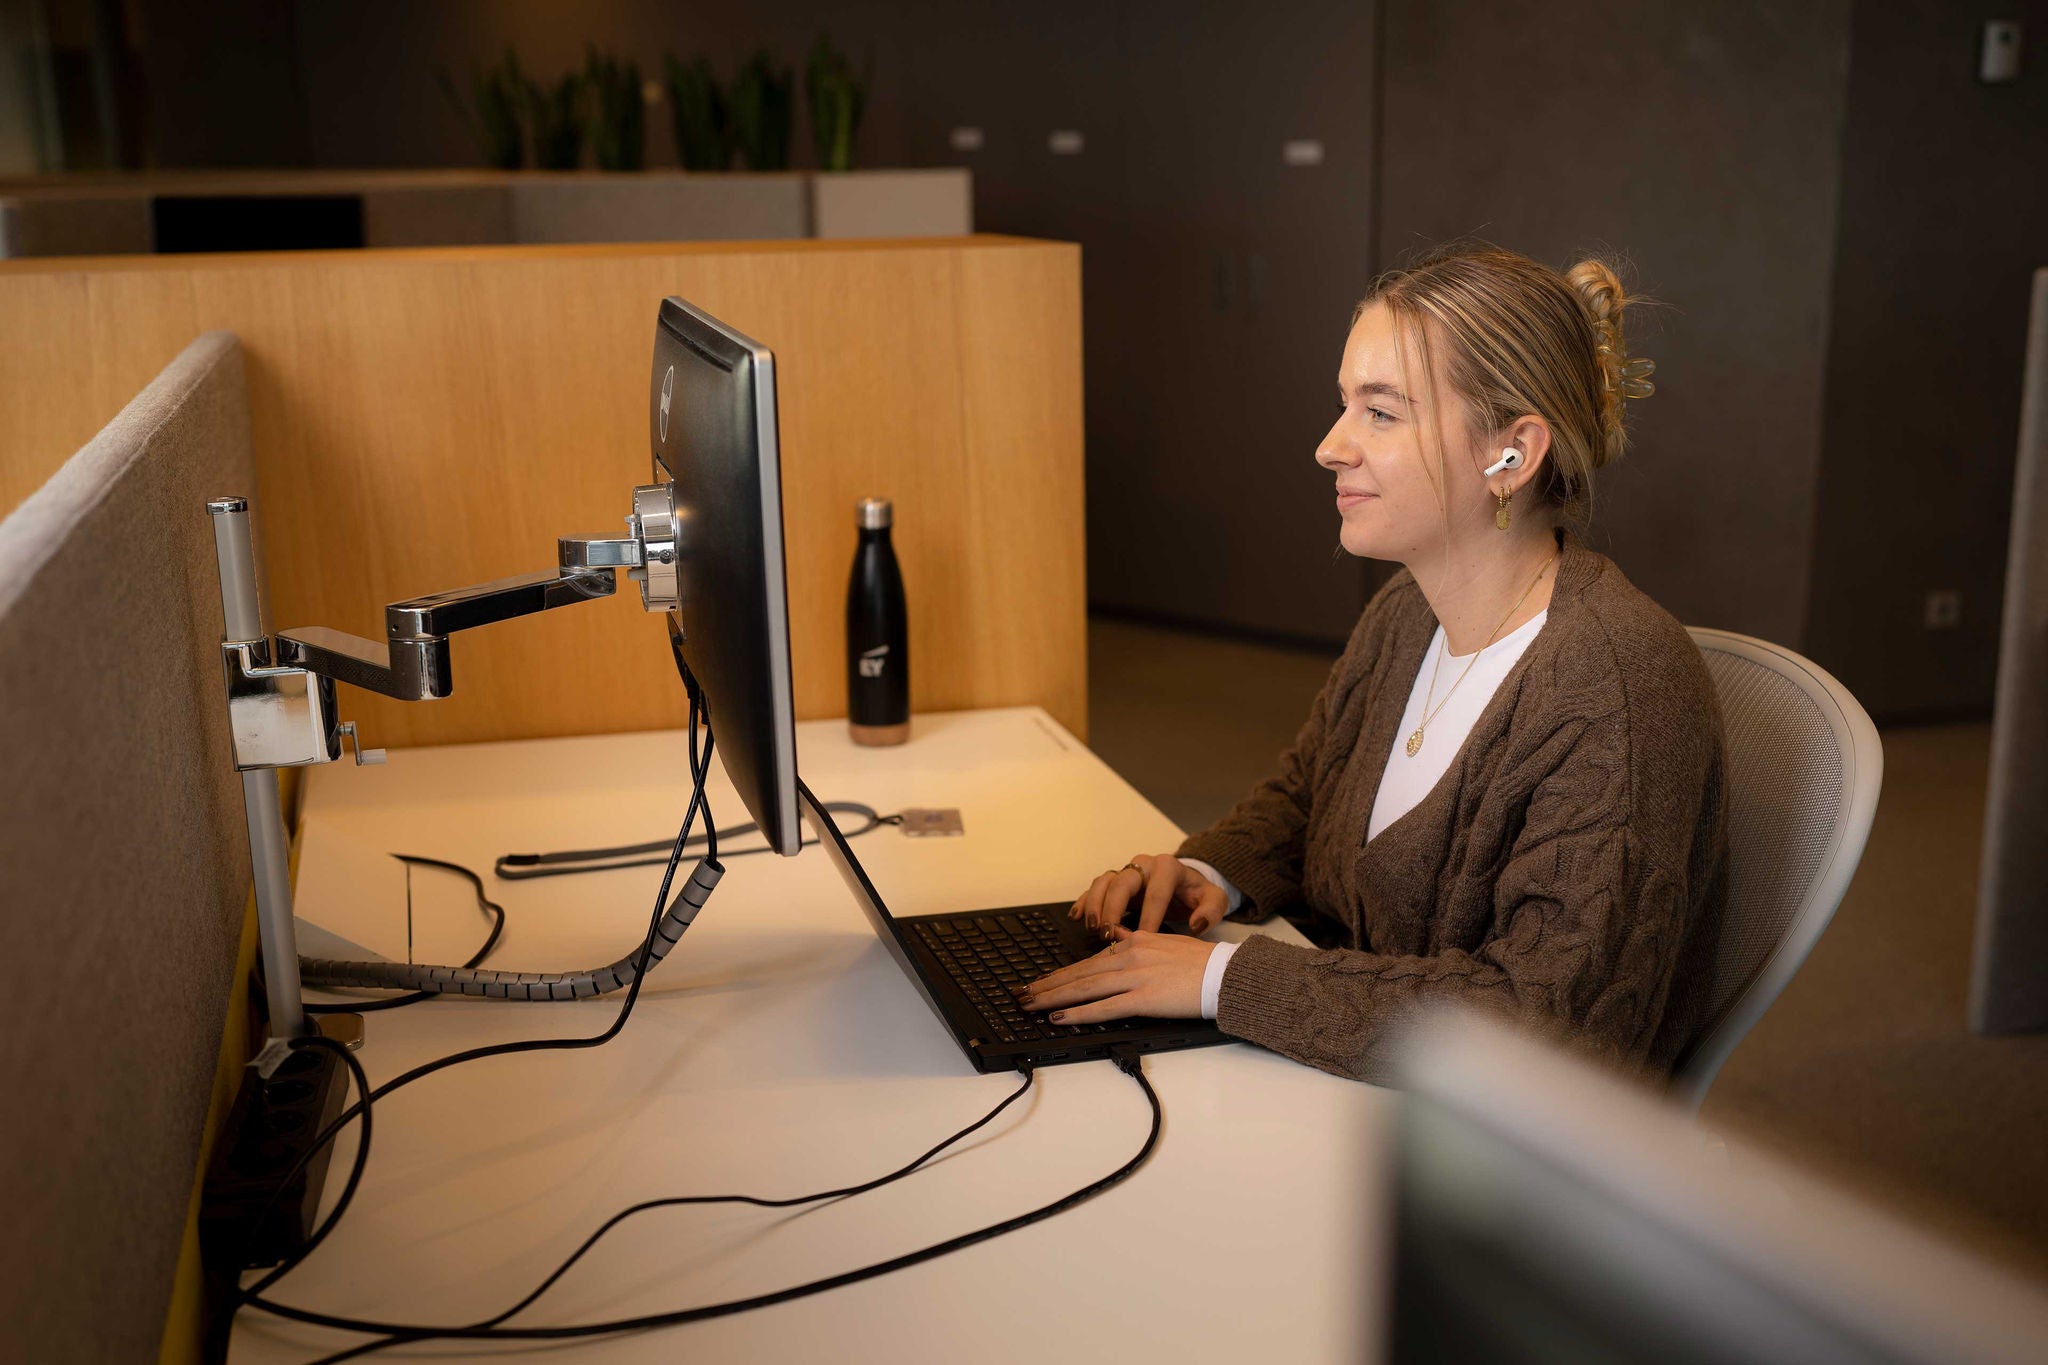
[[1972, 269, 2048, 1035], [0, 333, 256, 1359]]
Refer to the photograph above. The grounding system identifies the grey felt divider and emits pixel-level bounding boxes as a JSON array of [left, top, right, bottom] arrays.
[[0, 333, 257, 1361], [1974, 270, 2048, 1035]]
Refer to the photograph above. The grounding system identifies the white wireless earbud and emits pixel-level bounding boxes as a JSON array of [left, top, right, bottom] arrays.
[[1482, 448, 1524, 478]]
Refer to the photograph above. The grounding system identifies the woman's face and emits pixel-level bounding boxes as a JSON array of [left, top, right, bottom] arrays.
[[1318, 302, 1496, 562]]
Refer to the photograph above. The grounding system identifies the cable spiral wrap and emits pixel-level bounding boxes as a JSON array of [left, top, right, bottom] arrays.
[[300, 857, 724, 1000]]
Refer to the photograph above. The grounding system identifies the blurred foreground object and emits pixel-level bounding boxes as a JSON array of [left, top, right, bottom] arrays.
[[1391, 1012, 2048, 1365], [1972, 269, 2048, 1036]]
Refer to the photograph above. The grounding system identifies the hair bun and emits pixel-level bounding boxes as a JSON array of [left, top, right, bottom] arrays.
[[1565, 258, 1651, 468], [1566, 258, 1626, 328]]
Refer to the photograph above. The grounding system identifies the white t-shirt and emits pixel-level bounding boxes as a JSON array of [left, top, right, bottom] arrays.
[[1188, 609, 1549, 1017], [1367, 609, 1547, 840]]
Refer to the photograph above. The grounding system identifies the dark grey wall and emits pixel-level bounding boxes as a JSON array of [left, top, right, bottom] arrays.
[[1804, 1, 2048, 719], [1090, 3, 1379, 642], [137, 0, 311, 167], [1377, 0, 1854, 647]]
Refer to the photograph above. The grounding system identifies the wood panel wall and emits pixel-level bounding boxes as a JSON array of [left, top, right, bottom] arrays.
[[0, 236, 1086, 745]]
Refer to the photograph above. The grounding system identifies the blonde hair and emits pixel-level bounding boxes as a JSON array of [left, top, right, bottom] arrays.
[[1356, 241, 1650, 526]]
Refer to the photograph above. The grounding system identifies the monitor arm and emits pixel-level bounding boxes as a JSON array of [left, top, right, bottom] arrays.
[[208, 481, 681, 772], [204, 484, 684, 1051], [197, 482, 697, 1253]]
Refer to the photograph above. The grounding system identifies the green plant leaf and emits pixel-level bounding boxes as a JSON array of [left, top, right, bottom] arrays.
[[731, 49, 794, 171], [665, 52, 730, 171], [805, 33, 867, 172], [583, 44, 646, 172]]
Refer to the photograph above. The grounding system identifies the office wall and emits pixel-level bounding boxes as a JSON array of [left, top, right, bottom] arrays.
[[1092, 4, 1381, 642], [893, 3, 1382, 643], [1804, 1, 2048, 719], [1377, 0, 1853, 648], [134, 0, 313, 168]]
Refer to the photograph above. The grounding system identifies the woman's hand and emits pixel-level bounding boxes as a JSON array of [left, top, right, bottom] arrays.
[[1017, 926, 1214, 1023], [1071, 852, 1228, 938]]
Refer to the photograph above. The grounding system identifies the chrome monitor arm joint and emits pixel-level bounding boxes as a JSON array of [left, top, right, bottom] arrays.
[[202, 483, 678, 1047], [207, 484, 680, 773]]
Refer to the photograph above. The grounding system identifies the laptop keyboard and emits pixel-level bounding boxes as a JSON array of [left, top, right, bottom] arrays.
[[910, 912, 1126, 1045]]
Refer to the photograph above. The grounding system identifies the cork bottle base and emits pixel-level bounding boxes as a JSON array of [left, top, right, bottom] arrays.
[[849, 721, 911, 747]]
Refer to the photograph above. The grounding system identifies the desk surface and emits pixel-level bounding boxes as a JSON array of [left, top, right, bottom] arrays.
[[235, 707, 1382, 1363]]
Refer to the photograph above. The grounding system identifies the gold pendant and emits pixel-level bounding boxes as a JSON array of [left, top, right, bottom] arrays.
[[1405, 727, 1424, 757], [1496, 499, 1512, 531]]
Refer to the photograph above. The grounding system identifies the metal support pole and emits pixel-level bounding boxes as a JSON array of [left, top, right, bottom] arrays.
[[207, 497, 308, 1041]]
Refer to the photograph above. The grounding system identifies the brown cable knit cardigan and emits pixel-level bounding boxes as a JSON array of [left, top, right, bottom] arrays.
[[1179, 538, 1728, 1082]]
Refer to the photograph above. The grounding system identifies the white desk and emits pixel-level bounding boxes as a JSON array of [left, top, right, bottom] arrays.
[[233, 707, 1384, 1362]]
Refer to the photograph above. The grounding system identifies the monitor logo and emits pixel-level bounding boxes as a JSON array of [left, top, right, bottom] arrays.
[[659, 365, 674, 442], [858, 645, 889, 677]]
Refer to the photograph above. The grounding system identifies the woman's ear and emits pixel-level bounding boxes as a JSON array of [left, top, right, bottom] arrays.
[[1500, 415, 1552, 493]]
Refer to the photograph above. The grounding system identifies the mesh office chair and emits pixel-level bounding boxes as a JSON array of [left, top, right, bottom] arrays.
[[1669, 629, 1884, 1109]]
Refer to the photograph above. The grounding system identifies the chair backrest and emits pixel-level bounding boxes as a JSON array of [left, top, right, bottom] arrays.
[[1670, 628, 1884, 1107]]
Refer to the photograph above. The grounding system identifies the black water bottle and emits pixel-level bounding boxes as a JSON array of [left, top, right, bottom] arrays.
[[847, 497, 909, 745]]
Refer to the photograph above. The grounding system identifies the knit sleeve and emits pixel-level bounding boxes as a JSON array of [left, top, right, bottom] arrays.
[[1214, 694, 1718, 1083], [1171, 678, 1331, 924]]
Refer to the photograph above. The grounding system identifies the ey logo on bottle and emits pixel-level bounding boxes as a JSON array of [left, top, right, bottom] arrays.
[[858, 645, 889, 678]]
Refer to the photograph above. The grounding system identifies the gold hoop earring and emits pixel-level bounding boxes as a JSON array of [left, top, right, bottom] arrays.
[[1495, 486, 1513, 531]]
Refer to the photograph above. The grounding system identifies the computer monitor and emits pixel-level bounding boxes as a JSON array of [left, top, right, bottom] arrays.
[[1389, 1012, 2048, 1365], [649, 297, 801, 856]]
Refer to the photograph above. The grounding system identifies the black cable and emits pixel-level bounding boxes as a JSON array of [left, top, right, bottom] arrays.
[[303, 855, 507, 1015], [236, 674, 717, 1305], [305, 1066, 1041, 1364], [251, 1050, 1161, 1355], [237, 639, 1164, 1360], [495, 802, 896, 880]]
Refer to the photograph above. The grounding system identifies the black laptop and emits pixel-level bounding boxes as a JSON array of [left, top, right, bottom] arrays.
[[800, 782, 1227, 1073]]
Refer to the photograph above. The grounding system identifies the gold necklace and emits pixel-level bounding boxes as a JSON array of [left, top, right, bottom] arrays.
[[1406, 552, 1556, 758]]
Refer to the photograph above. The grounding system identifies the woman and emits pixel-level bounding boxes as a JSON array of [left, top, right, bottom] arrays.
[[1020, 243, 1728, 1082]]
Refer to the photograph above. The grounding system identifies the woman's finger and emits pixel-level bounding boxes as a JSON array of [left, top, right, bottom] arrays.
[[1133, 857, 1180, 934], [1045, 988, 1150, 1026], [1022, 938, 1126, 995], [1020, 967, 1136, 1012], [1076, 871, 1114, 929], [1180, 875, 1229, 933], [1091, 865, 1144, 937]]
